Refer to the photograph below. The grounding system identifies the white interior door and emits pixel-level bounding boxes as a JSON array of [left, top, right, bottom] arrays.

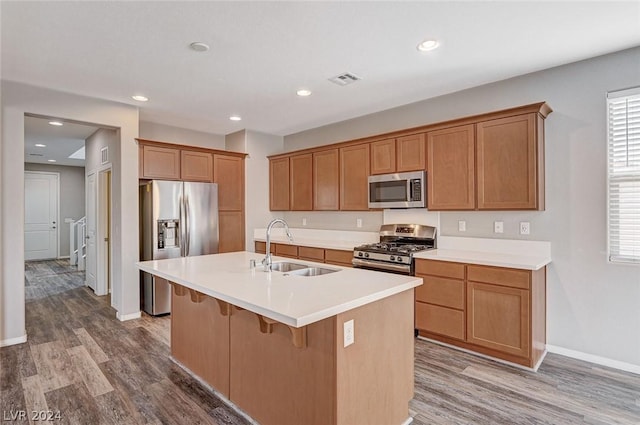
[[86, 173, 97, 290], [24, 172, 58, 260]]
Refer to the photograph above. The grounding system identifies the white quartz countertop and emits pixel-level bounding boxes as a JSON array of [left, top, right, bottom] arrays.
[[413, 249, 550, 270], [137, 252, 421, 327]]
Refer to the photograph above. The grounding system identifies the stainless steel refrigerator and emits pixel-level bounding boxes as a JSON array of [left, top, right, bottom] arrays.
[[139, 180, 219, 315]]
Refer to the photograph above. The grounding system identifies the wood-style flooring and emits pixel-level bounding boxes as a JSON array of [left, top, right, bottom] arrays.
[[2, 260, 639, 424]]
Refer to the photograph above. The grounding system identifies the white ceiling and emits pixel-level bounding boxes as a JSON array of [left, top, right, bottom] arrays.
[[2, 1, 640, 137], [24, 116, 99, 167]]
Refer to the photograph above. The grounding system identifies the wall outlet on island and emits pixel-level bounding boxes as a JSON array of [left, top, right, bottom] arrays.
[[356, 218, 362, 228], [494, 221, 504, 234], [344, 319, 354, 347]]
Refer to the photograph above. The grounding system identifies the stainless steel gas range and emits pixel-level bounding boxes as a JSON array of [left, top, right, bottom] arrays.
[[352, 224, 436, 275]]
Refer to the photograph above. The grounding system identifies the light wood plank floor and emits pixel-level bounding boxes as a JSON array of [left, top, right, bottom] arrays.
[[1, 260, 639, 424]]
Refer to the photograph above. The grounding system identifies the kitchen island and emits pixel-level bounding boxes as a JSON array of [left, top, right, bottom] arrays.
[[137, 251, 422, 425]]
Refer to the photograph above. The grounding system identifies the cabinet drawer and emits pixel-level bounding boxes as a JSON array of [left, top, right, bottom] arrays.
[[275, 244, 298, 258], [467, 265, 530, 290], [298, 246, 325, 261], [254, 241, 275, 254], [415, 259, 465, 279], [415, 302, 464, 341], [324, 249, 353, 266], [415, 276, 464, 310]]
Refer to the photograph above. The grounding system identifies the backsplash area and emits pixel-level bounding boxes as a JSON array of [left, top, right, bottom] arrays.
[[281, 211, 382, 232]]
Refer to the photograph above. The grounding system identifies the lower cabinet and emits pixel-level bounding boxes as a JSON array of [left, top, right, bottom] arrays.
[[415, 259, 546, 368], [218, 211, 244, 253], [254, 241, 352, 267]]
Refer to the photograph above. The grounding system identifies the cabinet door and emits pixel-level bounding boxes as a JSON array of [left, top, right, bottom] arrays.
[[142, 145, 180, 179], [466, 281, 530, 358], [340, 144, 370, 210], [269, 157, 290, 210], [396, 133, 426, 172], [290, 154, 313, 211], [313, 149, 339, 210], [181, 150, 213, 182], [427, 125, 476, 210], [218, 211, 244, 253], [370, 139, 396, 175], [325, 249, 353, 267], [213, 154, 244, 211], [476, 114, 539, 210]]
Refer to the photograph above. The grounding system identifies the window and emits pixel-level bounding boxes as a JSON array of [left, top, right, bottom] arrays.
[[607, 87, 640, 264]]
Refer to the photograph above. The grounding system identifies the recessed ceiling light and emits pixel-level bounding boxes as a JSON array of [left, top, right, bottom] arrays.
[[229, 115, 242, 121], [131, 95, 149, 102], [417, 39, 440, 52], [296, 89, 312, 97], [48, 121, 63, 126], [189, 42, 210, 52], [47, 159, 57, 163], [35, 143, 46, 147]]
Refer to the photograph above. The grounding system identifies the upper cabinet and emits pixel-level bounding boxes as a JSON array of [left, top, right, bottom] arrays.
[[269, 157, 290, 211], [181, 150, 213, 182], [141, 145, 181, 180], [340, 144, 370, 210], [396, 133, 426, 172], [213, 154, 244, 211], [476, 113, 543, 210], [313, 149, 339, 211], [370, 138, 396, 175], [290, 154, 313, 210], [370, 134, 426, 175], [427, 125, 476, 210], [267, 102, 550, 212]]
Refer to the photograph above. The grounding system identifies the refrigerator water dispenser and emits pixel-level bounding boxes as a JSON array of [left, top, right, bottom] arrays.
[[157, 219, 179, 249]]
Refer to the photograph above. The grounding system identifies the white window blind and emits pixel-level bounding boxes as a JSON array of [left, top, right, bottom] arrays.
[[607, 87, 640, 264]]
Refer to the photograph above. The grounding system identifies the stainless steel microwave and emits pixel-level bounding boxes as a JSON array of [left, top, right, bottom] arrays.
[[368, 170, 426, 209]]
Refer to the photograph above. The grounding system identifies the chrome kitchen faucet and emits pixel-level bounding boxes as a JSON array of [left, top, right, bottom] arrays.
[[263, 218, 294, 271]]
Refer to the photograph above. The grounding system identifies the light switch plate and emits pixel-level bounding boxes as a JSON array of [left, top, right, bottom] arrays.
[[494, 221, 504, 234], [302, 218, 307, 226], [458, 220, 466, 232], [356, 218, 363, 228], [520, 222, 530, 235], [343, 319, 354, 347]]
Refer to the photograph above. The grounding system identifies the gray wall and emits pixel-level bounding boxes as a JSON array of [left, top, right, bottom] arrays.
[[284, 47, 640, 367], [139, 121, 225, 150], [24, 163, 85, 258], [85, 128, 118, 174]]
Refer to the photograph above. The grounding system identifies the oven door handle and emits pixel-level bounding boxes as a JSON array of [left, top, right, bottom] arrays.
[[352, 258, 411, 274]]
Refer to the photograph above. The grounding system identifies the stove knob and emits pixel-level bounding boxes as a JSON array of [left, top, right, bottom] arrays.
[[390, 255, 395, 261], [364, 253, 370, 258], [398, 257, 403, 262], [358, 252, 363, 257]]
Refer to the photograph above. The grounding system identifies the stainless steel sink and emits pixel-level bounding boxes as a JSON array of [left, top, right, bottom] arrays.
[[287, 267, 340, 277], [269, 261, 308, 272]]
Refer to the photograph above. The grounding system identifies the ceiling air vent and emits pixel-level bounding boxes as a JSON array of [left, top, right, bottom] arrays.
[[328, 72, 362, 86]]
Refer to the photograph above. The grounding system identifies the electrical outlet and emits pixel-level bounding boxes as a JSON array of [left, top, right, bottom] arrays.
[[302, 218, 307, 226], [356, 218, 363, 228], [494, 221, 504, 234], [520, 221, 530, 235], [343, 319, 354, 347], [458, 220, 466, 232]]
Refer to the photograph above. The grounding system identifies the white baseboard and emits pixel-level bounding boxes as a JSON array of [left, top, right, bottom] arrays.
[[116, 311, 141, 321], [57, 255, 70, 259], [546, 344, 640, 375], [1, 334, 27, 347]]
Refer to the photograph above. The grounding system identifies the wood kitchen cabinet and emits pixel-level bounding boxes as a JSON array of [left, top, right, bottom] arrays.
[[340, 144, 370, 210], [141, 145, 181, 180], [254, 241, 352, 268], [427, 125, 476, 210], [415, 259, 546, 368], [270, 157, 290, 210], [290, 154, 313, 211], [181, 150, 213, 182], [214, 154, 244, 211], [218, 211, 245, 253], [476, 113, 544, 210], [396, 133, 426, 172], [370, 134, 426, 175], [370, 139, 396, 175], [313, 149, 340, 210]]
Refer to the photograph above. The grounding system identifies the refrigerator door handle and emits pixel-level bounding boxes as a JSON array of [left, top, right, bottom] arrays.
[[179, 195, 185, 257], [185, 196, 190, 256]]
